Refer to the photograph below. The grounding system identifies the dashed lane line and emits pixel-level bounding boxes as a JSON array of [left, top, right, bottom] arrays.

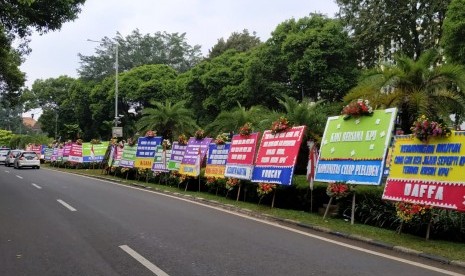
[[119, 245, 169, 276], [56, 199, 77, 212], [32, 183, 42, 189]]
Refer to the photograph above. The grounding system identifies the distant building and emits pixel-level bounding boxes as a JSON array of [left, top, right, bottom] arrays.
[[22, 117, 41, 133]]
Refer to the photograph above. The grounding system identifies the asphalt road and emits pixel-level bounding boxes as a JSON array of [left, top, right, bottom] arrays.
[[1, 167, 464, 276]]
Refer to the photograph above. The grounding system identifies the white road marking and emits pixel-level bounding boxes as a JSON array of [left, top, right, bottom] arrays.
[[53, 170, 462, 275], [119, 245, 169, 276], [31, 183, 42, 189], [16, 175, 23, 179], [56, 199, 77, 212], [5, 170, 10, 173]]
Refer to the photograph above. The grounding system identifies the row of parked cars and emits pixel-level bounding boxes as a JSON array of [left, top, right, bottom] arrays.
[[0, 148, 41, 169]]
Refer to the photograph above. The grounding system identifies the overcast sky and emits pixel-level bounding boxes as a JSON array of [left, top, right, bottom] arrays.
[[20, 0, 339, 116]]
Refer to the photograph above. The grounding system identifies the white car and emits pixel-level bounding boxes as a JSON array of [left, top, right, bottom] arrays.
[[0, 148, 10, 164], [14, 151, 41, 169], [5, 149, 22, 167]]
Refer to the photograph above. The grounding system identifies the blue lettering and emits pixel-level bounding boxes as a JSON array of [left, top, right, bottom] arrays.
[[420, 166, 436, 176]]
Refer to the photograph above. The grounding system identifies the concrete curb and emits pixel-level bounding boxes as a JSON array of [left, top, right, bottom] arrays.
[[55, 170, 465, 269]]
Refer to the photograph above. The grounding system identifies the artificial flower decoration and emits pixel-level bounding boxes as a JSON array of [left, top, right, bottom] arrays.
[[178, 134, 188, 145], [271, 116, 291, 135], [194, 129, 205, 140], [90, 138, 101, 144], [205, 176, 216, 186], [225, 178, 240, 191], [76, 139, 83, 145], [215, 133, 229, 145], [145, 130, 156, 137], [127, 137, 136, 146], [326, 181, 351, 199], [162, 139, 171, 150], [395, 202, 431, 222], [341, 99, 373, 120], [239, 122, 253, 137], [257, 182, 277, 197], [410, 115, 451, 142]]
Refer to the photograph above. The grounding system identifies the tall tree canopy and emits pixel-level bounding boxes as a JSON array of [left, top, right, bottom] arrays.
[[343, 50, 465, 132], [208, 29, 262, 59], [441, 0, 465, 64], [78, 29, 203, 82], [246, 14, 358, 103], [0, 0, 85, 105], [336, 0, 450, 67]]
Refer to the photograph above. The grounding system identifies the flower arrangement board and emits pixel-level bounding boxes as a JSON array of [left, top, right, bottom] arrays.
[[382, 132, 465, 211], [26, 144, 42, 157], [62, 143, 71, 162], [68, 143, 83, 163], [179, 137, 213, 176], [119, 144, 137, 168], [168, 142, 187, 171], [135, 136, 163, 169], [82, 142, 109, 163], [205, 142, 231, 178], [251, 126, 306, 185], [224, 132, 260, 180], [57, 148, 64, 162], [315, 108, 397, 185], [111, 145, 124, 167], [44, 148, 54, 161], [51, 148, 58, 162], [151, 145, 172, 173]]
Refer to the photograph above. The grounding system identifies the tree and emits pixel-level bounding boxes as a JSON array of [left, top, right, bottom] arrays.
[[441, 0, 465, 64], [245, 14, 358, 103], [136, 100, 198, 141], [0, 129, 15, 146], [0, 0, 86, 104], [277, 95, 328, 140], [336, 0, 450, 67], [78, 29, 203, 82], [208, 29, 262, 59], [177, 50, 253, 125], [343, 50, 465, 132], [205, 103, 272, 135], [29, 76, 79, 138]]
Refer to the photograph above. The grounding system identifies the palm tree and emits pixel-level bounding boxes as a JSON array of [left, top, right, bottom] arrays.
[[343, 49, 465, 132], [205, 102, 272, 135], [136, 99, 198, 141], [277, 95, 328, 141]]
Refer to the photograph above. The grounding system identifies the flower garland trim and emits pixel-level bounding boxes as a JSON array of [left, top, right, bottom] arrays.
[[410, 115, 451, 142], [194, 129, 205, 140], [341, 99, 373, 120], [239, 122, 253, 137], [257, 182, 277, 197], [326, 181, 352, 199], [215, 133, 229, 145], [178, 134, 188, 145], [271, 116, 291, 135], [145, 130, 156, 137], [395, 201, 431, 222], [225, 178, 240, 191], [162, 139, 171, 150]]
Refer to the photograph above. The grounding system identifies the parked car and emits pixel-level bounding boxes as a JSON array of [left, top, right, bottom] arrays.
[[14, 151, 41, 169], [5, 149, 22, 167], [0, 147, 10, 164]]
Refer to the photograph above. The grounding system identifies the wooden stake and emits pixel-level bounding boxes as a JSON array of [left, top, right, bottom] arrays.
[[236, 184, 241, 201], [323, 197, 333, 220], [351, 191, 356, 225], [271, 189, 276, 208]]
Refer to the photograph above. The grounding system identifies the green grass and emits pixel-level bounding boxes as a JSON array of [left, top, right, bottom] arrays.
[[47, 165, 465, 262]]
